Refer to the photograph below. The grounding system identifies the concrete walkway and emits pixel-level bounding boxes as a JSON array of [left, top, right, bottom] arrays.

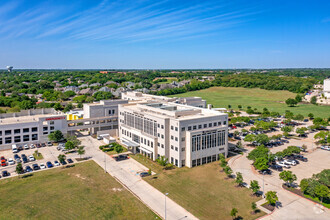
[[228, 151, 330, 220], [80, 136, 198, 220]]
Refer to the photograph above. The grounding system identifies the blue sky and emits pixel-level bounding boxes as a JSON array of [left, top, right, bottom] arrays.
[[0, 0, 330, 69]]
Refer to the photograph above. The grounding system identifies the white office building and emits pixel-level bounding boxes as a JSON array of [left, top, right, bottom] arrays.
[[323, 78, 330, 98], [0, 109, 67, 150], [118, 101, 228, 168]]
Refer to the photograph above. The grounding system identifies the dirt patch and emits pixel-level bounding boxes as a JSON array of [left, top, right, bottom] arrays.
[[112, 188, 123, 192], [75, 174, 86, 180], [261, 203, 275, 211]]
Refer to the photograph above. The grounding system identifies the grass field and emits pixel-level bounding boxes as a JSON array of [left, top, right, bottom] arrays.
[[170, 87, 330, 118], [130, 154, 265, 220], [0, 161, 157, 219]]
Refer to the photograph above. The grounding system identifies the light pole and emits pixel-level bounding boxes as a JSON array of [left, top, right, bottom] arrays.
[[165, 193, 169, 220], [104, 153, 107, 173], [262, 171, 265, 198]]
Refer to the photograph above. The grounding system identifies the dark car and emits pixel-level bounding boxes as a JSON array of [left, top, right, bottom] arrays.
[[67, 158, 74, 164], [60, 160, 67, 165], [115, 155, 128, 162], [259, 169, 272, 175], [294, 155, 308, 162], [41, 143, 46, 147], [36, 143, 41, 148], [234, 136, 241, 140], [46, 161, 53, 168], [140, 172, 150, 177], [14, 154, 20, 160], [32, 164, 40, 170], [21, 154, 28, 163], [2, 170, 10, 177], [269, 164, 283, 171], [25, 166, 33, 172], [18, 145, 24, 151]]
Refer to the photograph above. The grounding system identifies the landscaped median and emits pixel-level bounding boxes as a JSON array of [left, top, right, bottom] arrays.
[[130, 154, 265, 220]]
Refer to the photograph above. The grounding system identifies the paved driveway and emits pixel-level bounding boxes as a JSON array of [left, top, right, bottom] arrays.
[[80, 136, 198, 220], [229, 151, 330, 220]]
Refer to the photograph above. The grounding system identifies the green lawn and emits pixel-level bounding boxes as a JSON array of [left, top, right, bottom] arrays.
[[106, 147, 128, 155], [131, 155, 265, 220], [0, 161, 157, 219], [170, 87, 330, 118]]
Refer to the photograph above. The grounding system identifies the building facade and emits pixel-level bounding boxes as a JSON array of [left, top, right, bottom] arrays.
[[118, 102, 228, 168], [323, 78, 330, 98]]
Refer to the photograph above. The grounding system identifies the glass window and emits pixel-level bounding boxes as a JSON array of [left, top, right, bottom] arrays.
[[50, 121, 55, 125], [50, 126, 54, 130], [0, 138, 2, 144], [5, 130, 11, 135], [43, 127, 48, 131], [23, 128, 29, 133], [193, 125, 196, 130], [198, 125, 202, 129], [188, 126, 191, 131], [32, 134, 38, 141], [32, 127, 38, 132], [23, 135, 29, 142], [5, 137, 11, 144], [175, 127, 178, 131], [14, 136, 21, 143], [14, 129, 20, 134], [204, 124, 207, 128], [171, 126, 173, 130], [181, 127, 185, 131]]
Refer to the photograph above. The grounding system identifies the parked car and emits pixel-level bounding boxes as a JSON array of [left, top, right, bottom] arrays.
[[320, 145, 330, 151], [269, 164, 283, 171], [67, 159, 74, 164], [276, 161, 291, 168], [1, 161, 7, 167], [30, 144, 36, 149], [2, 170, 10, 177], [54, 161, 60, 166], [0, 156, 5, 162], [284, 159, 297, 166], [18, 145, 24, 151], [46, 161, 53, 168], [294, 154, 308, 162], [259, 169, 272, 175], [36, 143, 41, 148], [21, 154, 28, 163], [41, 143, 46, 147], [140, 172, 150, 177], [8, 158, 15, 165], [40, 163, 46, 169], [25, 166, 33, 173], [32, 164, 40, 170], [60, 160, 67, 165], [24, 144, 29, 150], [114, 155, 128, 162], [47, 141, 53, 146], [28, 155, 35, 161], [14, 154, 21, 163]]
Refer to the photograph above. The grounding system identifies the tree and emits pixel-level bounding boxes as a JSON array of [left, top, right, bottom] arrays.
[[251, 202, 257, 213], [315, 185, 329, 203], [296, 127, 307, 137], [254, 157, 269, 171], [300, 179, 309, 193], [293, 114, 304, 121], [54, 102, 62, 111], [77, 146, 85, 158], [265, 191, 278, 206], [235, 172, 244, 186], [255, 134, 270, 145], [48, 130, 64, 142], [224, 165, 233, 177], [285, 98, 298, 107], [16, 162, 24, 174], [66, 135, 81, 148], [247, 146, 269, 161], [250, 180, 260, 195], [270, 112, 280, 118], [308, 113, 314, 119], [310, 96, 317, 105], [279, 170, 297, 187], [93, 91, 113, 101], [115, 144, 123, 154], [295, 94, 302, 103], [230, 208, 238, 219], [281, 126, 293, 133], [77, 102, 83, 108], [313, 169, 330, 187], [156, 156, 168, 166], [285, 111, 294, 119], [65, 141, 75, 150], [58, 154, 66, 164], [238, 105, 242, 109]]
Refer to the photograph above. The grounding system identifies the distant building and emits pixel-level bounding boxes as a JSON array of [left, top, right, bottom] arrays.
[[6, 66, 13, 72], [323, 79, 330, 98]]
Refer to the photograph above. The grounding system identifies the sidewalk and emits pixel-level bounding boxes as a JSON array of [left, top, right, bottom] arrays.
[[81, 136, 198, 220]]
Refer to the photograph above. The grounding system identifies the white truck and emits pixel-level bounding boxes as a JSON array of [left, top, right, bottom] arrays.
[[12, 144, 18, 153]]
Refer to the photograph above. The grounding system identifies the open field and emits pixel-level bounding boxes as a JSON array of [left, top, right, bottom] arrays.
[[0, 161, 157, 219], [170, 87, 330, 118], [131, 154, 265, 220]]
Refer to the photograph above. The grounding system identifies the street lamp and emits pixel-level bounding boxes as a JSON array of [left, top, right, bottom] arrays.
[[262, 171, 266, 198], [165, 193, 169, 220]]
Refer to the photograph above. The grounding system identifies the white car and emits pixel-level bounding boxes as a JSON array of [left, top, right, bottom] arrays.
[[40, 163, 46, 169], [24, 144, 29, 150], [284, 159, 296, 166], [276, 161, 291, 168], [8, 158, 15, 165], [28, 155, 35, 161], [30, 144, 36, 149], [54, 161, 60, 166], [321, 145, 330, 151]]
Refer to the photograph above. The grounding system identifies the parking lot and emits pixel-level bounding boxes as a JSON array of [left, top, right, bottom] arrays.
[[0, 143, 77, 178]]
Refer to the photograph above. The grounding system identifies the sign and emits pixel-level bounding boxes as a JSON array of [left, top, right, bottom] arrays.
[[45, 116, 66, 121]]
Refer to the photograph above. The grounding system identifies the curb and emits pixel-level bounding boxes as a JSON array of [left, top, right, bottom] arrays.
[[281, 185, 329, 210]]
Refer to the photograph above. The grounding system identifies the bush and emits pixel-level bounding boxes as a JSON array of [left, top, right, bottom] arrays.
[[164, 163, 174, 170]]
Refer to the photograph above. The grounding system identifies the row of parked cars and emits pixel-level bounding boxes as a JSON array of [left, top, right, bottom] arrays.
[[1, 154, 36, 167], [12, 142, 53, 153], [259, 154, 308, 175], [320, 145, 330, 151]]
